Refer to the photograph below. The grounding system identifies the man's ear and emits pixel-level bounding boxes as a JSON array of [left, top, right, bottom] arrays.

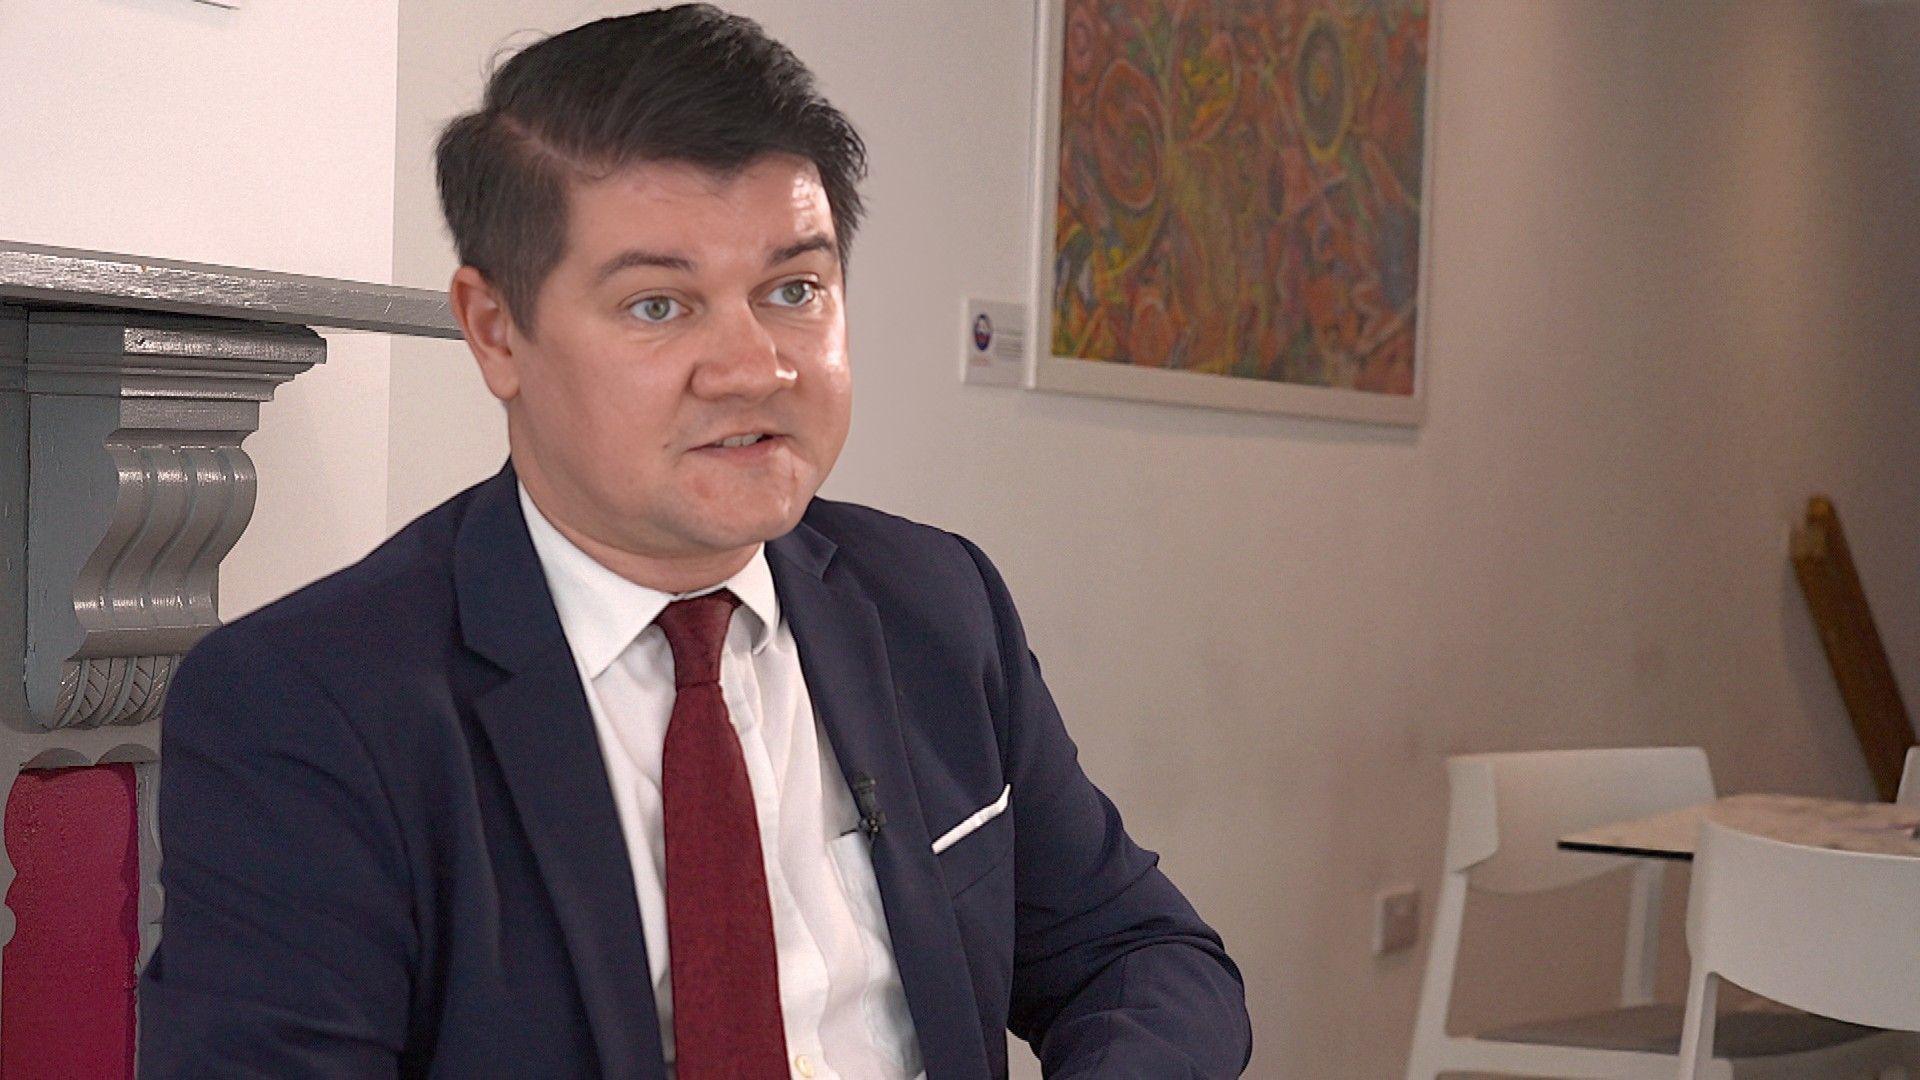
[[449, 266, 524, 403]]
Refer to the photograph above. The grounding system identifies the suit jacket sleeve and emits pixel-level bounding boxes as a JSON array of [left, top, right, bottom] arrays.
[[137, 628, 415, 1078], [954, 535, 1253, 1078]]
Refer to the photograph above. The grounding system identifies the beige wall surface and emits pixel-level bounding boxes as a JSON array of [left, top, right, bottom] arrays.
[[389, 2, 1920, 1077], [0, 0, 402, 622], [386, 0, 529, 525]]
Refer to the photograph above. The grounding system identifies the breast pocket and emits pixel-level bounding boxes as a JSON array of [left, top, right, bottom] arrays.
[[930, 784, 1013, 897]]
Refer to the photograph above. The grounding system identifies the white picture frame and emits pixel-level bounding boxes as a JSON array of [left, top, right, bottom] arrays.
[[1024, 0, 1438, 425]]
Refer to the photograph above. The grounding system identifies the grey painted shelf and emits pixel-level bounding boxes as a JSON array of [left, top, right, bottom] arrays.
[[0, 241, 460, 339]]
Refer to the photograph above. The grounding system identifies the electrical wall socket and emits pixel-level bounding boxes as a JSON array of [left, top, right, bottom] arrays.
[[1373, 887, 1420, 956]]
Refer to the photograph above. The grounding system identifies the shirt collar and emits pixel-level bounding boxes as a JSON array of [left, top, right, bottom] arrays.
[[517, 481, 779, 679]]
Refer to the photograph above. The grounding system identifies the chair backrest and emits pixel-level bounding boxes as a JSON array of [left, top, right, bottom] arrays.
[[1899, 746, 1919, 807], [1687, 820, 1920, 1032], [1445, 747, 1714, 894]]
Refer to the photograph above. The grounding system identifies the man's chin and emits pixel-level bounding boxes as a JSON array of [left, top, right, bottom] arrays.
[[744, 509, 810, 546], [695, 505, 810, 551]]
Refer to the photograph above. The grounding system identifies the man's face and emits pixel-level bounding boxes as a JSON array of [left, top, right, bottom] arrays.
[[471, 154, 852, 584]]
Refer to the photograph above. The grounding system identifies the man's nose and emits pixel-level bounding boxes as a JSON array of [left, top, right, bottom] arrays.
[[690, 302, 797, 400]]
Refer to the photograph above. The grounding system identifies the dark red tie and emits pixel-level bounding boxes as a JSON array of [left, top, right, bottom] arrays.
[[656, 591, 789, 1078]]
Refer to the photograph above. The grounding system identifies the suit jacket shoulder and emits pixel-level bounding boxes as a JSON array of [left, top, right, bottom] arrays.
[[191, 479, 474, 679], [792, 497, 1003, 650]]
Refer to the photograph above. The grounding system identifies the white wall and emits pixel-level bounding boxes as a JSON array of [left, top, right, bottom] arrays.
[[0, 0, 400, 621], [389, 2, 1920, 1076], [385, 0, 526, 526]]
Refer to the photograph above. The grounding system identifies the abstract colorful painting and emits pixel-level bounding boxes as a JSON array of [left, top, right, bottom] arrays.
[[1032, 0, 1431, 422]]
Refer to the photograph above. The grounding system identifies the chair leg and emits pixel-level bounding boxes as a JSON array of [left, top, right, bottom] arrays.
[[1401, 1025, 1442, 1080], [1619, 860, 1663, 1007], [1403, 874, 1469, 1080], [1676, 970, 1719, 1080]]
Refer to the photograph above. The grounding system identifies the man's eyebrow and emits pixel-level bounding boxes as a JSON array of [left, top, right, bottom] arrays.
[[589, 235, 836, 284], [767, 234, 836, 268], [592, 249, 695, 283]]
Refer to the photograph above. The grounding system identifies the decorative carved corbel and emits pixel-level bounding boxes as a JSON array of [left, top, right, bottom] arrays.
[[21, 313, 320, 731]]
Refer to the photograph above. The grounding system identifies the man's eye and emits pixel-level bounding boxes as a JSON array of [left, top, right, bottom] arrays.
[[628, 297, 682, 323], [769, 281, 817, 307]]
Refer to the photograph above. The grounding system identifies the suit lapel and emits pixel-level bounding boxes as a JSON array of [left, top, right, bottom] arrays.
[[455, 466, 665, 1080], [769, 524, 993, 1080]]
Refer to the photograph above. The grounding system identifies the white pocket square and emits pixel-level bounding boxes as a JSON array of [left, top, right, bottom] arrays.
[[931, 784, 1011, 855]]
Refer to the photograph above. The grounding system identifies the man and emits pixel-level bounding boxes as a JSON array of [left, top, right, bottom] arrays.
[[137, 6, 1250, 1078]]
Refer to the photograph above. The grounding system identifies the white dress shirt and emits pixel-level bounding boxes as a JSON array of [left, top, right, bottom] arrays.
[[518, 485, 923, 1080]]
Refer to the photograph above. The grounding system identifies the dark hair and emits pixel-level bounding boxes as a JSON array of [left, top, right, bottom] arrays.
[[434, 4, 868, 334]]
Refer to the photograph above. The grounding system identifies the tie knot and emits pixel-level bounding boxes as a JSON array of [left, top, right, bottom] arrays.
[[654, 590, 740, 689]]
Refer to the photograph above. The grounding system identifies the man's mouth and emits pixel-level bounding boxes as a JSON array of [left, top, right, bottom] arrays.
[[696, 432, 784, 453]]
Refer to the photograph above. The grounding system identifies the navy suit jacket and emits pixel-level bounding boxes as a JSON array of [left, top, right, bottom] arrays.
[[137, 465, 1250, 1078]]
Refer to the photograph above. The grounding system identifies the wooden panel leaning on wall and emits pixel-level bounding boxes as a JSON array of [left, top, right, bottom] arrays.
[[1790, 495, 1917, 801]]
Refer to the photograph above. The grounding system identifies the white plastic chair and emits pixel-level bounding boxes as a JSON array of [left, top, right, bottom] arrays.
[[1406, 748, 1910, 1080], [1677, 820, 1920, 1080], [1898, 747, 1918, 807]]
